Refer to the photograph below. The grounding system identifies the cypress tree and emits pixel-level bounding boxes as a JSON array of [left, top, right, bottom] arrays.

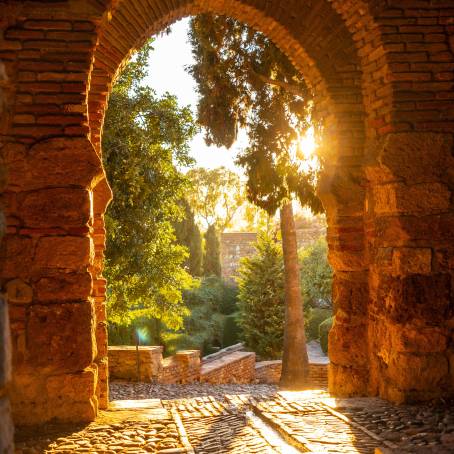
[[174, 199, 203, 276], [203, 224, 221, 277]]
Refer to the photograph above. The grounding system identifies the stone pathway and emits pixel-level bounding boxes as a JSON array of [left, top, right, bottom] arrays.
[[14, 383, 454, 453]]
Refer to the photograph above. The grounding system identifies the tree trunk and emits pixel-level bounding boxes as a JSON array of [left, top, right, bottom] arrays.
[[279, 201, 310, 389]]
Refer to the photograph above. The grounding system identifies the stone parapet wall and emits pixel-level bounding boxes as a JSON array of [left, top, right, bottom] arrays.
[[202, 343, 245, 364], [108, 347, 200, 384], [255, 360, 328, 389], [108, 346, 164, 382], [201, 351, 256, 384], [159, 350, 200, 384]]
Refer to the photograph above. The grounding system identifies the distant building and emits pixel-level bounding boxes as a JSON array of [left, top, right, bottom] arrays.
[[220, 232, 258, 281], [220, 220, 326, 281]]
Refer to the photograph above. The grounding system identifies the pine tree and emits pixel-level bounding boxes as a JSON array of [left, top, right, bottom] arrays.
[[203, 224, 221, 277], [237, 233, 285, 359]]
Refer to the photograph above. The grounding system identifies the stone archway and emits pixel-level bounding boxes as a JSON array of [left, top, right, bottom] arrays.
[[0, 0, 453, 428]]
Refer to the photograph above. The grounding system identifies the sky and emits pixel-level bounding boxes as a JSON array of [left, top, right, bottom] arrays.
[[144, 18, 248, 172]]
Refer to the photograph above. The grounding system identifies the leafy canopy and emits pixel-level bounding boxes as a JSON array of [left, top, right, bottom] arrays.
[[186, 166, 244, 231], [188, 15, 323, 214], [103, 40, 197, 327]]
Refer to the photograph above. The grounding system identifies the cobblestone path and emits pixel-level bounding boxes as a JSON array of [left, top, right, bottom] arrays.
[[14, 384, 454, 453]]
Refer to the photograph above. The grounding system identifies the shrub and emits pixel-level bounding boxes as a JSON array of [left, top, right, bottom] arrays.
[[299, 237, 333, 308], [305, 307, 332, 341], [319, 316, 334, 354], [237, 233, 285, 359]]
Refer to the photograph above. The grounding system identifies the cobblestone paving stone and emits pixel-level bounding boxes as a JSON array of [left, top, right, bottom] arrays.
[[14, 383, 454, 453], [335, 398, 454, 453], [15, 400, 186, 454]]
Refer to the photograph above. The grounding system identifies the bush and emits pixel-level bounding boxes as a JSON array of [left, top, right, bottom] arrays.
[[299, 237, 333, 309], [222, 313, 240, 347], [319, 316, 333, 354], [237, 233, 285, 359], [305, 307, 331, 341]]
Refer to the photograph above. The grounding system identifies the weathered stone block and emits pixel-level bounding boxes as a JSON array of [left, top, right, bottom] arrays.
[[108, 346, 163, 382], [93, 175, 112, 215], [46, 367, 98, 422], [387, 352, 449, 392], [34, 236, 93, 272], [27, 137, 103, 189], [318, 166, 365, 218], [0, 235, 34, 279], [329, 320, 368, 368], [379, 273, 451, 323], [20, 188, 91, 228], [5, 279, 33, 304], [27, 301, 95, 373], [373, 182, 450, 215], [375, 213, 454, 248], [392, 247, 432, 275], [328, 363, 368, 397], [366, 132, 454, 184], [35, 271, 92, 302], [10, 373, 48, 423], [332, 271, 368, 316]]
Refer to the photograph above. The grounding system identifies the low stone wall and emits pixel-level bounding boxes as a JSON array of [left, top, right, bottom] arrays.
[[108, 347, 200, 384], [108, 346, 164, 382], [201, 351, 256, 384], [255, 360, 328, 388], [159, 350, 200, 384], [0, 297, 14, 453], [255, 360, 282, 384], [202, 343, 245, 364]]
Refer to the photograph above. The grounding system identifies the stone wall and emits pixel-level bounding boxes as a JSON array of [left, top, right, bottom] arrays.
[[0, 0, 453, 425], [108, 347, 200, 384], [0, 297, 14, 453], [159, 351, 201, 384], [255, 360, 328, 389], [108, 346, 163, 382], [220, 223, 326, 280], [201, 351, 256, 384]]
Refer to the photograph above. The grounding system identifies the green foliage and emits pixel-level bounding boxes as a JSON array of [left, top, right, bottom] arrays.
[[174, 199, 203, 276], [237, 233, 285, 359], [203, 225, 221, 277], [299, 237, 333, 307], [319, 316, 334, 354], [173, 276, 239, 354], [188, 14, 322, 215], [305, 307, 332, 341], [103, 40, 197, 326], [222, 313, 240, 347], [186, 166, 244, 231]]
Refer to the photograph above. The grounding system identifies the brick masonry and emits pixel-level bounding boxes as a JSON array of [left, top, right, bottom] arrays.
[[108, 347, 201, 384], [220, 222, 326, 280], [0, 0, 452, 428], [201, 351, 257, 384], [255, 360, 328, 389]]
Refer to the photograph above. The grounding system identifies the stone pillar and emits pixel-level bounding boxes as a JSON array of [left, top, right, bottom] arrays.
[[1, 138, 104, 424], [320, 162, 369, 396], [92, 177, 112, 409], [365, 132, 454, 403], [0, 297, 14, 453], [176, 350, 200, 383]]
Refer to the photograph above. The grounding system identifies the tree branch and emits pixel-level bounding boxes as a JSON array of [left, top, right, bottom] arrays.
[[248, 66, 305, 98]]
